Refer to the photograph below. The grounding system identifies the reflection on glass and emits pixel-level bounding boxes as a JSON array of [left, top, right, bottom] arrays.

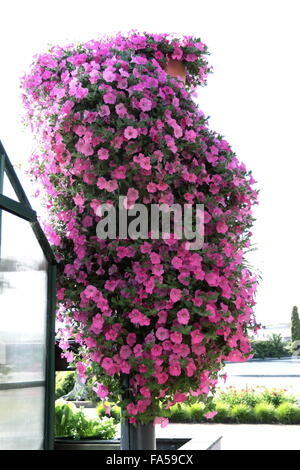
[[0, 208, 48, 449], [0, 210, 48, 383], [0, 387, 45, 450]]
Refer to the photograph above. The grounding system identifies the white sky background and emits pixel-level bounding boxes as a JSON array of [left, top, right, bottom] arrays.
[[0, 0, 299, 327]]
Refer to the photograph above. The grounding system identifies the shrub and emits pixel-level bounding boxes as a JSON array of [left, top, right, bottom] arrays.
[[55, 372, 75, 399], [216, 386, 260, 408], [110, 405, 121, 422], [260, 388, 297, 407], [55, 400, 79, 437], [213, 401, 232, 423], [95, 387, 300, 425], [96, 402, 106, 418], [55, 400, 116, 439], [291, 306, 300, 342], [251, 334, 291, 359], [190, 403, 206, 422], [169, 404, 192, 423], [254, 402, 276, 423], [289, 340, 300, 356], [229, 404, 255, 423], [96, 402, 121, 422], [85, 417, 117, 439], [275, 403, 300, 424]]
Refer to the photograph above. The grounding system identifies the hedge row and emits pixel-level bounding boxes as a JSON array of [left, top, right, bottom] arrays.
[[96, 400, 300, 424], [96, 386, 300, 424]]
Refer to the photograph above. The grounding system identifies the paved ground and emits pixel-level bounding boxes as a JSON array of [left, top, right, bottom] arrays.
[[155, 423, 300, 450]]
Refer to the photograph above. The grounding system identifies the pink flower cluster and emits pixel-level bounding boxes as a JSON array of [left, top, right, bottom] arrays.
[[20, 30, 259, 425]]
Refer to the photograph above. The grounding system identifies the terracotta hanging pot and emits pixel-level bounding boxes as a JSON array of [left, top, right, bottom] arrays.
[[164, 58, 187, 84]]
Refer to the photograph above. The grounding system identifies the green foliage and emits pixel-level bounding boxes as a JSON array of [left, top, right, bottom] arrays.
[[55, 372, 75, 399], [96, 402, 121, 422], [213, 401, 232, 423], [291, 306, 300, 342], [96, 403, 106, 418], [230, 404, 255, 423], [254, 402, 276, 423], [166, 387, 300, 424], [173, 387, 300, 424], [216, 385, 296, 408], [275, 403, 300, 424], [55, 400, 116, 439], [260, 388, 297, 406], [110, 405, 121, 421], [55, 371, 107, 402], [75, 386, 300, 427], [289, 340, 300, 355], [216, 386, 260, 407], [190, 403, 206, 422], [251, 333, 291, 359], [169, 404, 192, 423]]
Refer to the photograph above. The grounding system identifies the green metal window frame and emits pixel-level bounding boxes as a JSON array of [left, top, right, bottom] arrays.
[[0, 140, 57, 450]]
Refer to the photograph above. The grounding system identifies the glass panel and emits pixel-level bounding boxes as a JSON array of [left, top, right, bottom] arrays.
[[0, 387, 45, 450], [2, 172, 19, 201], [0, 209, 48, 383], [0, 209, 48, 450]]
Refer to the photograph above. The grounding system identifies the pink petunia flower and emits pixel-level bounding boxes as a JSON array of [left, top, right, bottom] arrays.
[[140, 387, 151, 398], [102, 357, 114, 371], [139, 98, 152, 112], [97, 177, 108, 190], [154, 417, 169, 428], [170, 331, 182, 344], [120, 345, 132, 359], [124, 126, 138, 140], [126, 333, 137, 347], [171, 256, 182, 269], [82, 285, 99, 300], [204, 411, 218, 420], [106, 180, 118, 192], [90, 313, 104, 334], [177, 308, 190, 325], [156, 327, 169, 341], [93, 383, 109, 399], [151, 344, 163, 357], [103, 92, 117, 104], [170, 288, 182, 303], [73, 194, 85, 208], [103, 68, 117, 82], [123, 187, 139, 209], [191, 329, 205, 344], [216, 220, 228, 234], [147, 182, 157, 193], [205, 271, 220, 287], [97, 147, 109, 160], [169, 362, 181, 376], [98, 105, 110, 117], [115, 103, 128, 117], [156, 372, 169, 384], [127, 403, 138, 416]]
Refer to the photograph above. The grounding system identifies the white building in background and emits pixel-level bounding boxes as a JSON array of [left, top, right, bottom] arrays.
[[252, 323, 291, 342]]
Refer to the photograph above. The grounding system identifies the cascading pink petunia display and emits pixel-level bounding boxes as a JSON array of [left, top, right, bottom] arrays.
[[20, 30, 259, 425]]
